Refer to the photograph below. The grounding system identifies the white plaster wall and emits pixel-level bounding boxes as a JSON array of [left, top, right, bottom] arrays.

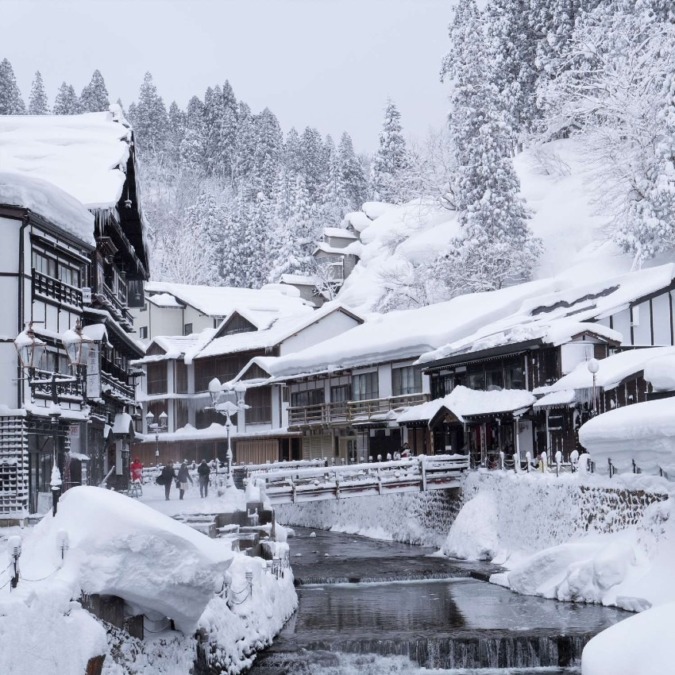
[[652, 293, 671, 345], [379, 363, 392, 398], [632, 301, 652, 345], [183, 305, 214, 334], [280, 311, 359, 356], [611, 308, 631, 345]]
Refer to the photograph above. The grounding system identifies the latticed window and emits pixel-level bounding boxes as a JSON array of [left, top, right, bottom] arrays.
[[175, 360, 188, 393], [352, 372, 378, 401], [146, 362, 167, 395], [392, 366, 422, 396], [246, 387, 272, 424]]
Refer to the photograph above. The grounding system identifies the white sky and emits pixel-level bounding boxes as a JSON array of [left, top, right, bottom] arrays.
[[3, 0, 453, 153]]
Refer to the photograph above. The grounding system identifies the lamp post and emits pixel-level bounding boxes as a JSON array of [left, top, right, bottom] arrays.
[[49, 405, 62, 516], [208, 378, 248, 489], [146, 409, 167, 466], [587, 358, 600, 416]]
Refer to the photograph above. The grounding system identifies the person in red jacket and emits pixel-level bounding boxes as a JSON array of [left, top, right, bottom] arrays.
[[130, 457, 144, 483]]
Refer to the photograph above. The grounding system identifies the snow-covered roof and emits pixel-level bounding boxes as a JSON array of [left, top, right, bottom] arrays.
[[112, 412, 134, 435], [323, 227, 357, 240], [241, 278, 563, 382], [535, 347, 675, 395], [133, 331, 216, 365], [82, 323, 108, 342], [314, 241, 355, 256], [195, 304, 362, 360], [0, 108, 132, 210], [644, 354, 675, 392], [421, 264, 675, 363], [144, 281, 311, 319], [397, 386, 536, 424], [147, 292, 184, 308], [533, 389, 576, 409], [0, 171, 95, 246], [343, 210, 373, 233], [280, 273, 316, 286]]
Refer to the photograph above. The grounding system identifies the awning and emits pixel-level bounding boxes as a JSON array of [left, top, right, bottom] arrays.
[[533, 389, 576, 409]]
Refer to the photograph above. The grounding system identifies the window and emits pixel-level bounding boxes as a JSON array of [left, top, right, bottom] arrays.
[[352, 372, 378, 401], [183, 323, 193, 336], [331, 385, 351, 403], [146, 362, 167, 395], [246, 386, 272, 424], [139, 326, 148, 339], [195, 355, 250, 391], [175, 361, 188, 394], [467, 369, 485, 391], [290, 388, 324, 407], [392, 366, 422, 396], [32, 249, 82, 287]]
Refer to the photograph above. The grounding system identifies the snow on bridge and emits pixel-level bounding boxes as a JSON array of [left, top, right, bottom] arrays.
[[245, 454, 469, 505]]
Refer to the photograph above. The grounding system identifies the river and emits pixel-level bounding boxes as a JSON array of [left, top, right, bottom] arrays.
[[249, 528, 630, 674]]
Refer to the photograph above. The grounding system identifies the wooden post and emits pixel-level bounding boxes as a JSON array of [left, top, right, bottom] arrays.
[[421, 457, 427, 492]]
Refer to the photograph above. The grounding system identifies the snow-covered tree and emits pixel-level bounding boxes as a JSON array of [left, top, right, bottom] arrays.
[[80, 69, 109, 112], [130, 72, 168, 157], [179, 96, 207, 174], [0, 58, 25, 114], [371, 101, 410, 203], [338, 132, 369, 211], [28, 71, 49, 114], [301, 126, 328, 201], [539, 9, 675, 268], [250, 108, 283, 199], [440, 0, 541, 295], [53, 82, 81, 115]]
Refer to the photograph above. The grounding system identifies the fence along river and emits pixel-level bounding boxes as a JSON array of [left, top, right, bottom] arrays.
[[249, 527, 631, 674]]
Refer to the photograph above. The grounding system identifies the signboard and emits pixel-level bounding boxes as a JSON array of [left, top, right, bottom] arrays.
[[86, 342, 101, 399]]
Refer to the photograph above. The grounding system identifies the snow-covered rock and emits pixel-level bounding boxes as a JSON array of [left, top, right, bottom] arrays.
[[440, 492, 499, 560]]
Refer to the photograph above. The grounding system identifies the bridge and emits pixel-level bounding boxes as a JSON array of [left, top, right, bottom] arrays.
[[244, 454, 469, 505]]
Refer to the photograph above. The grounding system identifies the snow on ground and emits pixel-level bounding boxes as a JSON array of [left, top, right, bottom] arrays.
[[0, 484, 296, 674]]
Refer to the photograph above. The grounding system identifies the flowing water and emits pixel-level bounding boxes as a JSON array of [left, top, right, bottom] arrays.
[[250, 528, 630, 674]]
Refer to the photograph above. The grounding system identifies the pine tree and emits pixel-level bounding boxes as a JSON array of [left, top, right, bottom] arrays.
[[179, 96, 207, 174], [219, 80, 239, 183], [80, 69, 109, 112], [28, 71, 49, 114], [338, 132, 369, 210], [485, 0, 539, 140], [439, 0, 541, 294], [284, 128, 304, 174], [371, 101, 410, 203], [251, 108, 283, 199], [131, 72, 168, 156], [232, 102, 256, 183], [53, 82, 81, 114], [167, 101, 186, 165], [301, 127, 328, 200], [320, 135, 349, 225], [0, 58, 26, 114]]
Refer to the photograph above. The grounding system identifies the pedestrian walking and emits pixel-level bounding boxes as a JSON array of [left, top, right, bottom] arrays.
[[177, 460, 193, 500], [197, 458, 211, 498], [159, 461, 177, 501]]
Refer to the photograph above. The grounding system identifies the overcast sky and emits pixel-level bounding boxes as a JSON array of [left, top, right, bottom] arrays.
[[3, 0, 453, 153]]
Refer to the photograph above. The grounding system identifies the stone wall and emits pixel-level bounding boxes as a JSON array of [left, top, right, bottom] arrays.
[[276, 471, 669, 552]]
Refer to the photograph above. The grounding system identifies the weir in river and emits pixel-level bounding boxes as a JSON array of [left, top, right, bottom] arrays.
[[249, 528, 631, 674]]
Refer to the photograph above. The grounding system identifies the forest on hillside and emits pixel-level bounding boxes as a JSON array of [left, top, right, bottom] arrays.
[[1, 0, 674, 312]]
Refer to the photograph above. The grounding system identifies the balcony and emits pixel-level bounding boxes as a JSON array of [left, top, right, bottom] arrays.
[[288, 393, 428, 428], [33, 270, 83, 309], [100, 371, 134, 404], [95, 283, 134, 330], [30, 368, 82, 402]]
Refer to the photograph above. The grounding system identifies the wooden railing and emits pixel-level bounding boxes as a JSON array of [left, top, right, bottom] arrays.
[[33, 270, 83, 308], [100, 371, 134, 404], [248, 454, 469, 504], [288, 393, 428, 427]]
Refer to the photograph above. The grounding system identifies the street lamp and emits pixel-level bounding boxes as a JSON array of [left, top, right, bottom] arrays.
[[14, 322, 46, 374], [208, 378, 247, 489], [49, 405, 62, 516], [146, 409, 168, 466], [587, 358, 600, 416], [62, 320, 94, 402]]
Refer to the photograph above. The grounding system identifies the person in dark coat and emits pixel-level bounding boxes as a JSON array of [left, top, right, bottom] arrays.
[[197, 459, 211, 498], [160, 461, 177, 501], [177, 460, 193, 500]]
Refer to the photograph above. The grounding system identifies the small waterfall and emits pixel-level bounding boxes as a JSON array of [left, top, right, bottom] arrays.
[[254, 633, 591, 671]]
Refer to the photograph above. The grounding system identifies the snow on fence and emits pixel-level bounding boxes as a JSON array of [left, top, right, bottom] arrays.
[[249, 454, 469, 505]]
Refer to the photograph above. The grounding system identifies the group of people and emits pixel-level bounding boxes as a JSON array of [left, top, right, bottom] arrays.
[[157, 459, 212, 500]]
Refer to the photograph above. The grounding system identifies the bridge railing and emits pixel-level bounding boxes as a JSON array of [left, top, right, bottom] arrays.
[[248, 453, 469, 502]]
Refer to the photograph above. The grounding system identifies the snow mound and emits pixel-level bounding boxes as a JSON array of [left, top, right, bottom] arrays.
[[440, 492, 499, 560], [582, 601, 675, 675], [579, 398, 675, 475], [27, 486, 233, 633]]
